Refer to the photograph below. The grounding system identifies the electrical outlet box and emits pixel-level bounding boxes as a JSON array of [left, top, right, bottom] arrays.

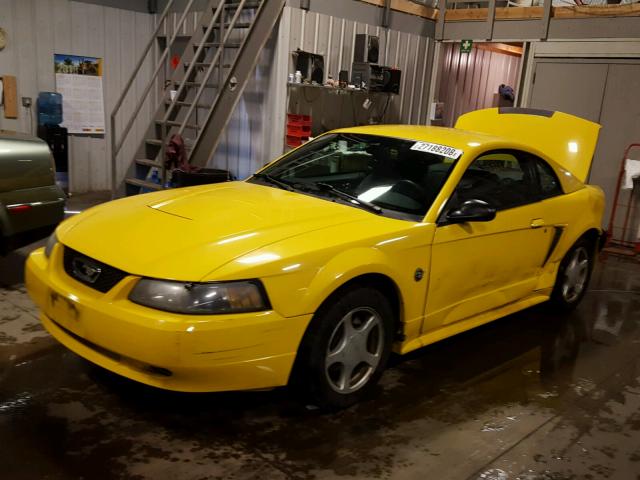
[[22, 96, 32, 108]]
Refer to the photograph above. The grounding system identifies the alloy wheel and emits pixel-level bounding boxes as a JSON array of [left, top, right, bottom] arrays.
[[324, 307, 384, 394], [562, 246, 589, 303]]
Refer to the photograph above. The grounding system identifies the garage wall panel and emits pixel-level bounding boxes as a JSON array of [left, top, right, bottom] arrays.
[[160, 5, 433, 180], [287, 8, 433, 126], [594, 64, 640, 240], [529, 60, 640, 231], [521, 42, 640, 229], [437, 43, 520, 127], [0, 0, 155, 193]]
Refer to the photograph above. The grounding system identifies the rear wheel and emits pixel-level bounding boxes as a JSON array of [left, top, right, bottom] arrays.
[[549, 238, 593, 311], [293, 286, 394, 410]]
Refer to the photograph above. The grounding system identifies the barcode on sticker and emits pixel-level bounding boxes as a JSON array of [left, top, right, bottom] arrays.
[[410, 142, 463, 159]]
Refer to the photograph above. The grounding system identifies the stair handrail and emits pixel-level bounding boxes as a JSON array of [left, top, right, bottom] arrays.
[[188, 0, 283, 168], [172, 0, 251, 140], [161, 0, 231, 129], [110, 0, 197, 194]]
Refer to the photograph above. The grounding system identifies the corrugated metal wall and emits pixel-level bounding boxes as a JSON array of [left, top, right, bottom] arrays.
[[159, 6, 433, 179], [211, 35, 276, 180], [0, 0, 155, 193], [159, 7, 274, 179], [288, 8, 433, 125], [158, 10, 201, 38], [436, 42, 520, 127]]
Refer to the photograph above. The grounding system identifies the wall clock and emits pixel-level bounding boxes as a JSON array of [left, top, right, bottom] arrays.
[[0, 28, 7, 51]]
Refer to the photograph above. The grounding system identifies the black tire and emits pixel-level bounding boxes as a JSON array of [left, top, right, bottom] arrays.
[[292, 286, 394, 410], [549, 237, 594, 312]]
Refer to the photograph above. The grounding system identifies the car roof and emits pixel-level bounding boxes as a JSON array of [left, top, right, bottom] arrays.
[[0, 130, 45, 144], [329, 124, 585, 193], [332, 125, 504, 151]]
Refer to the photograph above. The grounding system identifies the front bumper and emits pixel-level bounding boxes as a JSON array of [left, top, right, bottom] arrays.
[[25, 246, 312, 392]]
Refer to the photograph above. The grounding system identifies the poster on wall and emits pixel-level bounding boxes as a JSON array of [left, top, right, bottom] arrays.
[[54, 54, 105, 134]]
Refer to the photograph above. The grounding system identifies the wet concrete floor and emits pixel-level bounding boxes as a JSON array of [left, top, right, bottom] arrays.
[[1, 198, 639, 479]]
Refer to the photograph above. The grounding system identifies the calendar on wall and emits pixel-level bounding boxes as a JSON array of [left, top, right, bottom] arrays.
[[54, 54, 105, 135]]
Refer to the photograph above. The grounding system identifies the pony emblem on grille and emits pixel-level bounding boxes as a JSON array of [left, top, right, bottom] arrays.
[[71, 257, 102, 284]]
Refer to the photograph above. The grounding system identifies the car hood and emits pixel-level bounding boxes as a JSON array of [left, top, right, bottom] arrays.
[[455, 108, 601, 183], [57, 182, 370, 281]]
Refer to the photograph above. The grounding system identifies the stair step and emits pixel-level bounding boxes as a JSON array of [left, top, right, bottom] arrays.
[[186, 62, 211, 68], [198, 42, 242, 49], [222, 1, 261, 9], [165, 100, 211, 109], [125, 178, 163, 191], [184, 81, 219, 88], [185, 62, 232, 69], [135, 158, 162, 168], [156, 34, 191, 40], [218, 22, 252, 29], [145, 138, 163, 146], [155, 120, 200, 130], [203, 23, 251, 33]]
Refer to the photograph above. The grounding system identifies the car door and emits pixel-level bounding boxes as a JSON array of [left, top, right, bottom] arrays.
[[528, 154, 574, 290], [424, 150, 554, 331]]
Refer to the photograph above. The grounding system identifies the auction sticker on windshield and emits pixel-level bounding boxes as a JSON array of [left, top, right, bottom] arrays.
[[410, 142, 463, 159]]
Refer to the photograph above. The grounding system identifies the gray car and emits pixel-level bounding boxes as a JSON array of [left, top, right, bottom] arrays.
[[0, 131, 65, 254]]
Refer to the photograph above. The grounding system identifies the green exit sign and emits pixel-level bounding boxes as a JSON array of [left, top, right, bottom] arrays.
[[460, 39, 473, 53]]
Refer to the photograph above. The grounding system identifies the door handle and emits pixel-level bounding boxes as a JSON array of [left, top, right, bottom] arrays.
[[530, 218, 545, 229]]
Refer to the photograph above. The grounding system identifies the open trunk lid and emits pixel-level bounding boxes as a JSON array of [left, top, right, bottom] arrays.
[[455, 107, 601, 183]]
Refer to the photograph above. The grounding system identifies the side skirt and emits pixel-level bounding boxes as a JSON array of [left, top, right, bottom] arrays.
[[398, 294, 550, 355]]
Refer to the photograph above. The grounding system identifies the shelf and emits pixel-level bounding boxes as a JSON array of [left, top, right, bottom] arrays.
[[286, 83, 397, 95]]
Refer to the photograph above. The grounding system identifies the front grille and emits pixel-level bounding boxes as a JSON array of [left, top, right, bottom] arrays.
[[63, 246, 128, 293]]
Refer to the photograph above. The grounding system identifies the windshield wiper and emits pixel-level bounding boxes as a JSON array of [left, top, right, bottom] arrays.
[[315, 182, 382, 215], [252, 173, 295, 191]]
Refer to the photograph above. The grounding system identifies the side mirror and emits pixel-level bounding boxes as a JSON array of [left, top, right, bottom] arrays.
[[446, 199, 496, 224]]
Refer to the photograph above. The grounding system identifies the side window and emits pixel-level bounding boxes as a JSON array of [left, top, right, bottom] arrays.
[[449, 150, 538, 211], [533, 157, 563, 199]]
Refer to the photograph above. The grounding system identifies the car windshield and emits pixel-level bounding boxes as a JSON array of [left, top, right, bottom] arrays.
[[252, 133, 460, 220]]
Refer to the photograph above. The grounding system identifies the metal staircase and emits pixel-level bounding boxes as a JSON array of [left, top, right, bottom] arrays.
[[110, 0, 286, 197]]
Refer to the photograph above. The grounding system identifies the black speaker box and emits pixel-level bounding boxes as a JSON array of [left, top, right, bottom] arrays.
[[294, 49, 324, 84], [383, 68, 402, 94], [352, 63, 401, 94], [354, 34, 379, 64]]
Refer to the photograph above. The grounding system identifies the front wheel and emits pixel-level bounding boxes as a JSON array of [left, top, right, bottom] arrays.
[[549, 239, 593, 311], [293, 286, 394, 410]]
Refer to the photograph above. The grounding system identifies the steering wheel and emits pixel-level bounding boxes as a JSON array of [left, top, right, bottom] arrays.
[[500, 177, 516, 186], [391, 179, 428, 203]]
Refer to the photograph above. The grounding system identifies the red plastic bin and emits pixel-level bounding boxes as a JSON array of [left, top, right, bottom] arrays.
[[287, 113, 312, 127], [287, 124, 311, 135], [287, 135, 307, 148]]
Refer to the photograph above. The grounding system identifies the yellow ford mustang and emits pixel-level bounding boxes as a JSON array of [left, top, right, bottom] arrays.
[[26, 108, 605, 408]]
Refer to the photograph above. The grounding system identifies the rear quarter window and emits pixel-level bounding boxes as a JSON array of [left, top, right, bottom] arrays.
[[534, 158, 563, 199]]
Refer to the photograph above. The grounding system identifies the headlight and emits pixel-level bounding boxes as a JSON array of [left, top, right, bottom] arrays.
[[128, 279, 271, 315], [44, 232, 58, 258]]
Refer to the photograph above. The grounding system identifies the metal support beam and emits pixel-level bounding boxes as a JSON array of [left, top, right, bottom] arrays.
[[514, 42, 530, 107], [425, 40, 441, 126], [382, 0, 391, 28], [435, 0, 445, 41], [189, 0, 287, 167], [541, 0, 553, 40], [485, 0, 496, 40]]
